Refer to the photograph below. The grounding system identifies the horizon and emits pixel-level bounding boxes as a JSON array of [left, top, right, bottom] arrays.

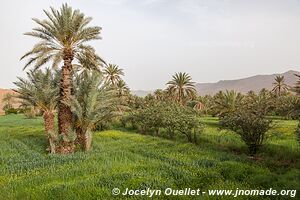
[[1, 0, 300, 90], [0, 69, 299, 91]]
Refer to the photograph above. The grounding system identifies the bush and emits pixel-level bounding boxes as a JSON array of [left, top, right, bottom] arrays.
[[220, 110, 271, 156], [128, 101, 204, 143], [5, 108, 18, 115]]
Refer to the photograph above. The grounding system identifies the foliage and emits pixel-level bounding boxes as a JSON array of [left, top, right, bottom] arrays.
[[212, 90, 243, 117], [66, 70, 120, 151], [2, 93, 16, 112], [103, 64, 124, 86], [20, 3, 104, 71], [296, 121, 300, 146], [14, 69, 59, 153], [293, 73, 300, 96], [0, 115, 299, 199], [127, 101, 204, 143], [21, 3, 105, 153], [220, 108, 271, 156], [272, 75, 289, 96], [14, 69, 59, 113], [4, 108, 18, 115], [166, 72, 196, 105]]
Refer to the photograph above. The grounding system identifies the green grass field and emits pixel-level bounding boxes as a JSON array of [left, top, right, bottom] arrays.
[[0, 114, 299, 199]]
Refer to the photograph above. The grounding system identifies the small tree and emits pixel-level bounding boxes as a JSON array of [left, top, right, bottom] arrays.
[[14, 69, 59, 153], [220, 110, 271, 156], [67, 70, 118, 151]]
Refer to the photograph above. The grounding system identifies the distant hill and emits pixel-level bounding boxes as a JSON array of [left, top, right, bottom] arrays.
[[131, 90, 152, 97], [195, 70, 299, 95], [131, 70, 300, 97]]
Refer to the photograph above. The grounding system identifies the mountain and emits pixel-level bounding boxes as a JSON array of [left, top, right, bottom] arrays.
[[131, 70, 300, 97], [195, 70, 299, 95], [131, 90, 152, 97]]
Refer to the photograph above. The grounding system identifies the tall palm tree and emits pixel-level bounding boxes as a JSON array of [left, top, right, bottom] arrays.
[[14, 69, 59, 153], [20, 4, 104, 152], [166, 72, 196, 105], [103, 64, 124, 86], [272, 75, 289, 96]]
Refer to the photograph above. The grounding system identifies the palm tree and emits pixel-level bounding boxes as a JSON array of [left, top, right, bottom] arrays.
[[20, 4, 104, 153], [153, 89, 164, 101], [67, 71, 118, 151], [294, 74, 300, 96], [166, 72, 196, 105], [14, 69, 59, 153], [213, 90, 243, 117], [103, 64, 124, 86], [115, 79, 130, 98], [272, 75, 289, 96]]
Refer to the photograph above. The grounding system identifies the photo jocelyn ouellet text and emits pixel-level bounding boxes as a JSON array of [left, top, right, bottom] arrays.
[[112, 187, 297, 198]]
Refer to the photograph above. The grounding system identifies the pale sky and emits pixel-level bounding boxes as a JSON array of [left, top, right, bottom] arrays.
[[0, 0, 300, 90]]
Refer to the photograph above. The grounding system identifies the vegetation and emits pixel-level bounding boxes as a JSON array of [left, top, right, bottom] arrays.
[[0, 115, 299, 199], [220, 110, 271, 155], [166, 72, 196, 105], [67, 71, 118, 151], [103, 64, 124, 86], [1, 3, 299, 199], [14, 69, 59, 153], [21, 3, 104, 153], [272, 75, 289, 96]]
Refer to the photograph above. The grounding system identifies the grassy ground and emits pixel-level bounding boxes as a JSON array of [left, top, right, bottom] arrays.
[[0, 114, 299, 199]]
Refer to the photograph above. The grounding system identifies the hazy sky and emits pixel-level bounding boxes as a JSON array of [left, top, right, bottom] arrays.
[[0, 0, 300, 90]]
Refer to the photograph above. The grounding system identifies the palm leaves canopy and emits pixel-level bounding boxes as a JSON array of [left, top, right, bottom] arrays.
[[213, 90, 243, 117], [272, 75, 289, 96], [166, 72, 196, 104], [103, 64, 124, 86], [21, 3, 104, 70], [14, 69, 59, 153], [116, 79, 130, 97], [14, 69, 59, 113]]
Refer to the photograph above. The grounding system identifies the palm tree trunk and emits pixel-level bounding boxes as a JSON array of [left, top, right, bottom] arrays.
[[43, 111, 55, 153], [57, 50, 74, 153]]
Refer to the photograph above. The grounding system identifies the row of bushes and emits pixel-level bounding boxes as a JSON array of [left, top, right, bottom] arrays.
[[121, 101, 204, 144]]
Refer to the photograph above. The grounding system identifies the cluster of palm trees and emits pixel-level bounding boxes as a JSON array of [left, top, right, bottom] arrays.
[[17, 4, 128, 153]]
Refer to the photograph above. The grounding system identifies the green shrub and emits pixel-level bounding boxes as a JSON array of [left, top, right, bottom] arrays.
[[5, 108, 18, 115], [130, 101, 204, 143], [220, 110, 271, 156]]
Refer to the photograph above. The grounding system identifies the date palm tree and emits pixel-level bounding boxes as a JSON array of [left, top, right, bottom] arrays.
[[272, 75, 289, 96], [115, 79, 130, 98], [66, 71, 118, 151], [20, 4, 104, 152], [154, 89, 164, 101], [103, 64, 124, 86], [14, 69, 59, 153], [213, 90, 243, 117], [166, 72, 196, 105]]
